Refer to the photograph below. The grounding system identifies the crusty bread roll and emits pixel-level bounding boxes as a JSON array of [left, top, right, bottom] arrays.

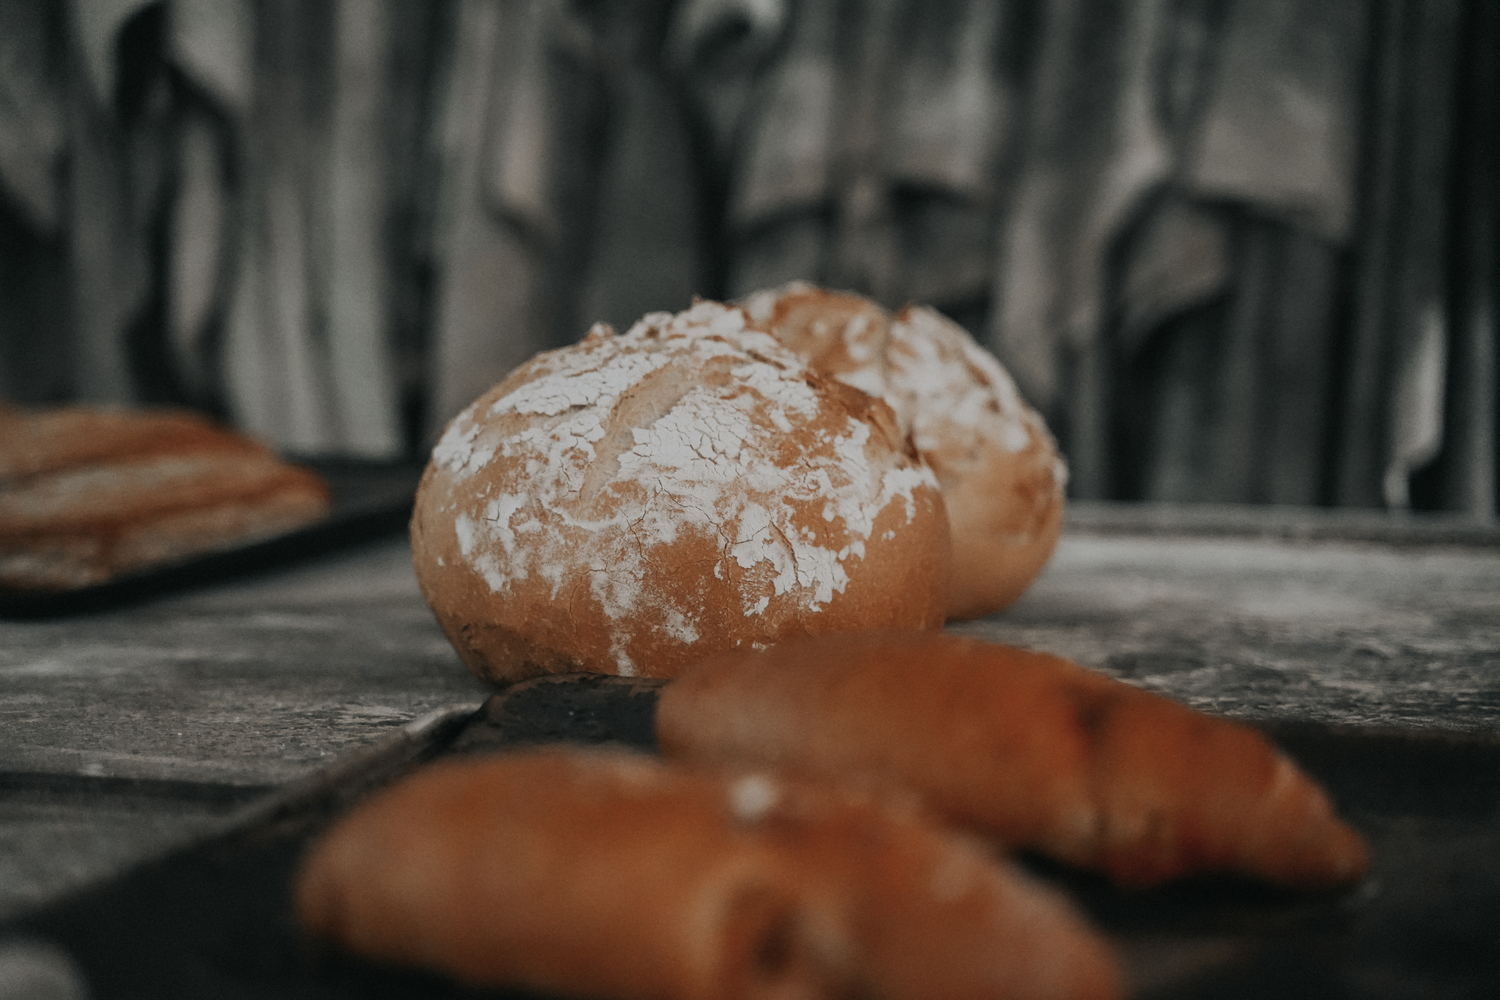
[[295, 748, 1120, 1000], [410, 300, 950, 683], [741, 284, 1067, 619], [0, 406, 330, 589], [658, 631, 1370, 890]]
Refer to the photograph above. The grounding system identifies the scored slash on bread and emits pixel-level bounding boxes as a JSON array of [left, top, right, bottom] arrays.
[[0, 406, 330, 589], [295, 747, 1122, 1000], [657, 631, 1370, 890], [411, 301, 950, 683], [412, 286, 1069, 689]]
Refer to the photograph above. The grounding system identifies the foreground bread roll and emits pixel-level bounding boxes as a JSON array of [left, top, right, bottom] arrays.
[[411, 301, 949, 682], [741, 284, 1067, 619], [0, 406, 330, 589], [658, 631, 1370, 890], [295, 748, 1120, 1000], [297, 750, 838, 1000]]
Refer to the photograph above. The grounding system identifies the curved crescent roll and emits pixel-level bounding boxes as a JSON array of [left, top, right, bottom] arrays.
[[657, 632, 1369, 890], [296, 750, 833, 1000], [295, 747, 1120, 1000], [746, 776, 1121, 1000]]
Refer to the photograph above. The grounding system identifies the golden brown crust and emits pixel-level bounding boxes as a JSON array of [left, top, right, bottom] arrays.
[[741, 284, 1068, 620], [740, 775, 1122, 1000], [934, 423, 1064, 619], [658, 631, 1370, 890], [295, 748, 1120, 1000], [0, 407, 330, 589], [741, 287, 892, 395], [296, 750, 842, 1000], [0, 406, 267, 484], [411, 302, 950, 683]]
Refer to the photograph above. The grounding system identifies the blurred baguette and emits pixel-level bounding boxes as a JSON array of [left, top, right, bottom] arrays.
[[0, 406, 330, 589]]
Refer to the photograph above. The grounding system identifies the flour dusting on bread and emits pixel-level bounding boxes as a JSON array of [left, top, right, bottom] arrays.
[[741, 284, 1067, 620], [412, 299, 949, 682]]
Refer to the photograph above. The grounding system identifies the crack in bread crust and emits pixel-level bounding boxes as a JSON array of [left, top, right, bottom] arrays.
[[414, 300, 950, 682]]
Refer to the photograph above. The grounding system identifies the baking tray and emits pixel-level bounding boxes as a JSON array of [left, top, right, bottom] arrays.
[[0, 459, 426, 619], [3, 675, 1498, 999]]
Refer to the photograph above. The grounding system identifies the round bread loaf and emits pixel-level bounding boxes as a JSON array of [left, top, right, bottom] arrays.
[[411, 300, 950, 682], [741, 284, 1067, 620]]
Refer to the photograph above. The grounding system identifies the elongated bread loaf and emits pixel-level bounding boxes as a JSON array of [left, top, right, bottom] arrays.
[[0, 406, 329, 589], [741, 284, 1067, 620], [410, 301, 950, 682], [0, 406, 264, 483], [658, 631, 1369, 889], [295, 748, 1120, 1000]]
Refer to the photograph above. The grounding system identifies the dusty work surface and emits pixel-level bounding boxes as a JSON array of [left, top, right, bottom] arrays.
[[0, 535, 485, 917], [1, 502, 1497, 948], [961, 507, 1500, 733], [3, 675, 1498, 1000], [0, 536, 484, 787]]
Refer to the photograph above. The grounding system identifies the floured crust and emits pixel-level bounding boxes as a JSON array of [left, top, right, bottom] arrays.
[[412, 300, 950, 682], [0, 407, 331, 589], [741, 283, 1067, 619], [294, 747, 1120, 1000]]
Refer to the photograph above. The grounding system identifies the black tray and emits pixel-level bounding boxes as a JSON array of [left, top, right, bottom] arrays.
[[4, 676, 1498, 999], [0, 459, 426, 619]]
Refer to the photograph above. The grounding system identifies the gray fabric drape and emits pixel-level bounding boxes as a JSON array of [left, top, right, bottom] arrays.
[[1, 0, 417, 454], [0, 0, 696, 450], [425, 0, 699, 441], [1435, 0, 1499, 518], [1, 0, 1495, 515], [672, 0, 1497, 513], [672, 0, 1013, 326], [0, 3, 70, 404]]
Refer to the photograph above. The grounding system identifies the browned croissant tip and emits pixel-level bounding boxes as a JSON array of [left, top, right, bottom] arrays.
[[1293, 815, 1371, 889], [660, 631, 1371, 892]]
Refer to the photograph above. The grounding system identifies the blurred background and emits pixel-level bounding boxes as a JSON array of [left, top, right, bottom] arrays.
[[0, 0, 1495, 514]]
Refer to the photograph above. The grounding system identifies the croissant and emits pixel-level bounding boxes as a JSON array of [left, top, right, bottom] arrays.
[[741, 774, 1121, 1000], [656, 632, 1369, 889], [295, 747, 1120, 1000], [296, 749, 836, 1000]]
